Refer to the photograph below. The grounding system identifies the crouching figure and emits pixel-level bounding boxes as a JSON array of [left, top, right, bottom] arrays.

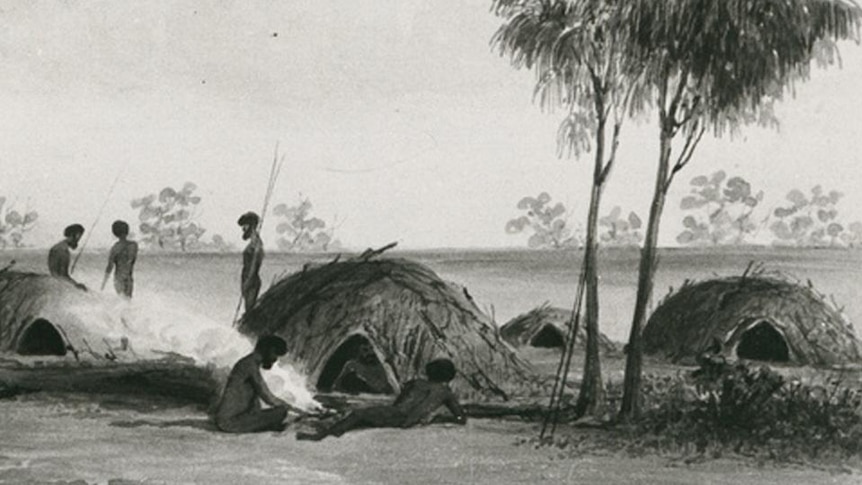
[[297, 358, 466, 441], [215, 335, 296, 433]]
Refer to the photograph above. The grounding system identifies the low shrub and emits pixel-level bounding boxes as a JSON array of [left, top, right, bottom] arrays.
[[633, 360, 862, 463]]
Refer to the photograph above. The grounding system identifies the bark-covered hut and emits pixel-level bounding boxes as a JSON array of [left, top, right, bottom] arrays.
[[0, 271, 125, 359], [238, 252, 535, 400], [0, 270, 218, 401], [643, 274, 862, 366], [500, 303, 618, 354]]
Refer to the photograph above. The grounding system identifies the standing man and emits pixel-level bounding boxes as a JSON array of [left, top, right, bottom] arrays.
[[101, 220, 138, 298], [238, 211, 264, 312], [48, 224, 87, 291]]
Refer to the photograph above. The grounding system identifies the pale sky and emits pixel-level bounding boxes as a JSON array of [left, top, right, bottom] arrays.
[[1, 1, 861, 250]]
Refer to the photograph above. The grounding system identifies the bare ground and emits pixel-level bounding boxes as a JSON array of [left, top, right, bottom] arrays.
[[1, 390, 860, 485]]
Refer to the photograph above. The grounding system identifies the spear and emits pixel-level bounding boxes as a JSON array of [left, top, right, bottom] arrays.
[[71, 168, 125, 275], [232, 143, 285, 326]]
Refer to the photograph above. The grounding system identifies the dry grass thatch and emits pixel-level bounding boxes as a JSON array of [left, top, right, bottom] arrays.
[[0, 270, 219, 401], [500, 302, 618, 354], [643, 273, 862, 366], [0, 270, 108, 359], [0, 270, 179, 364], [238, 252, 536, 401]]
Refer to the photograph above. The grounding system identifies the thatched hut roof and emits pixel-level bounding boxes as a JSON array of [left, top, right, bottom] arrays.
[[0, 270, 221, 401], [0, 271, 128, 361], [500, 303, 618, 354], [0, 270, 215, 366], [238, 253, 535, 400], [643, 274, 862, 366]]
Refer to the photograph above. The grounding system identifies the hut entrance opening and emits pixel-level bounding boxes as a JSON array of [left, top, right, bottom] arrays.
[[316, 335, 394, 395], [736, 320, 789, 362], [529, 325, 565, 348], [17, 319, 67, 356]]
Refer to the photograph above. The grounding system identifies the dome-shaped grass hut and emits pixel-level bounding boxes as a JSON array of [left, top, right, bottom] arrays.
[[0, 271, 124, 359], [238, 251, 535, 401], [500, 303, 618, 354], [643, 274, 862, 366], [0, 270, 218, 401]]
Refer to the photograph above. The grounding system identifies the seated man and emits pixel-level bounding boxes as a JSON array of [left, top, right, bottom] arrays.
[[48, 224, 87, 291], [331, 342, 393, 394], [214, 335, 299, 433], [297, 358, 466, 441]]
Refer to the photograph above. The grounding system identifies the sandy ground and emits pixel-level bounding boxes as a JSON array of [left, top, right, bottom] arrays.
[[1, 392, 860, 485]]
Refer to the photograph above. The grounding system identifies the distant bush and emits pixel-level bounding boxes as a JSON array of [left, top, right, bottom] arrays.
[[0, 197, 38, 249], [506, 193, 582, 249], [272, 196, 341, 252], [131, 182, 206, 252], [599, 206, 642, 246], [676, 170, 763, 246], [769, 185, 862, 247]]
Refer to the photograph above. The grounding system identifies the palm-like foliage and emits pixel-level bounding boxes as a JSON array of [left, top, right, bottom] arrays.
[[619, 0, 862, 419], [493, 0, 645, 157], [493, 0, 646, 420]]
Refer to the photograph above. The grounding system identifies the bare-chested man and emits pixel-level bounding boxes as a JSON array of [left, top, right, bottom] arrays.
[[214, 335, 299, 433], [48, 224, 87, 291], [101, 220, 138, 298], [297, 358, 466, 441], [237, 211, 264, 312]]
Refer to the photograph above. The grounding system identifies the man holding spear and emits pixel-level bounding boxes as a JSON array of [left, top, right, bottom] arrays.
[[238, 211, 264, 312], [232, 143, 283, 324]]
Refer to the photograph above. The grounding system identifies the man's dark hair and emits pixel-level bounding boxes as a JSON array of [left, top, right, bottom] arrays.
[[255, 335, 288, 356], [237, 212, 260, 228], [111, 220, 130, 238], [425, 358, 457, 383], [64, 224, 85, 238]]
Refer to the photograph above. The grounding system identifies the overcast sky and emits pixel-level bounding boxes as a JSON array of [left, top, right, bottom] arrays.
[[1, 1, 861, 250]]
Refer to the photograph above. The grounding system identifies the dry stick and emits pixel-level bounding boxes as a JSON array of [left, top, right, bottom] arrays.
[[539, 256, 588, 440], [71, 169, 124, 275], [549, 273, 587, 438], [541, 283, 583, 438], [232, 144, 285, 326]]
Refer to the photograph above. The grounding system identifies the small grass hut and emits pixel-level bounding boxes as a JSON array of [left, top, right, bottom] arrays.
[[643, 273, 862, 366], [0, 270, 218, 402], [500, 303, 618, 354], [0, 271, 120, 359], [239, 250, 536, 401]]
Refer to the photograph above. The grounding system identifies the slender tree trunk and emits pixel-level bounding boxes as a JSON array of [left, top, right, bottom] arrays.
[[619, 126, 673, 420], [573, 115, 607, 418]]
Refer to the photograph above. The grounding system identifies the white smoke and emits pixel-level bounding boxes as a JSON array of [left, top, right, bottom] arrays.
[[63, 290, 321, 411]]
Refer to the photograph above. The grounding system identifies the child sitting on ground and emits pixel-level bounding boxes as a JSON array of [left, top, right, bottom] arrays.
[[296, 358, 466, 441]]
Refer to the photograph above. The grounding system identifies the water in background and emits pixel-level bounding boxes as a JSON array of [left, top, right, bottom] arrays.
[[3, 253, 320, 410], [5, 246, 861, 345]]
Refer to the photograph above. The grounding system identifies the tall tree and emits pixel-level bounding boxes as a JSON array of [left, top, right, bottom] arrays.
[[493, 0, 644, 417], [619, 0, 861, 419]]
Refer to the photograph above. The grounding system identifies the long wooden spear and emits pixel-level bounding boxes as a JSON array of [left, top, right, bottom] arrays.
[[71, 168, 125, 275], [232, 143, 285, 326]]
